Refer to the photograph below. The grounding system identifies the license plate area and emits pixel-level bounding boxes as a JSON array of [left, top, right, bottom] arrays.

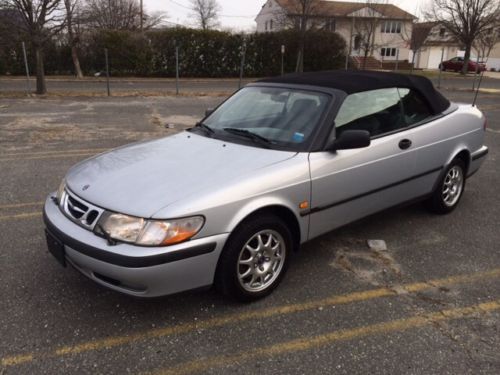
[[45, 229, 66, 267]]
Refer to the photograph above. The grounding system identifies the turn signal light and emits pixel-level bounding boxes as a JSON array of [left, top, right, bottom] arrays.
[[299, 201, 309, 210]]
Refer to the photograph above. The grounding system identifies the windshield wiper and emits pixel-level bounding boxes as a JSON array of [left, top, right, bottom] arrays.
[[192, 122, 214, 136], [223, 128, 272, 146]]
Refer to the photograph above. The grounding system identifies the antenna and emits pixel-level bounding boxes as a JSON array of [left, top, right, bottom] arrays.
[[472, 70, 485, 107]]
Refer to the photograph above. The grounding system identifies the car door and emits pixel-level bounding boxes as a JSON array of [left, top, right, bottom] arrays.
[[397, 88, 461, 195], [307, 88, 420, 240]]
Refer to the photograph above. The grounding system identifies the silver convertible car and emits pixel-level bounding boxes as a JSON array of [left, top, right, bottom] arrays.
[[44, 71, 488, 301]]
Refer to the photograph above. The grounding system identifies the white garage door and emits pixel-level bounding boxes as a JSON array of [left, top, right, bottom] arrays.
[[428, 48, 445, 69]]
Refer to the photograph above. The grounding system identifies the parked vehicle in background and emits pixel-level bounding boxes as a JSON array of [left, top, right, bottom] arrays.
[[43, 71, 488, 301], [439, 57, 487, 72]]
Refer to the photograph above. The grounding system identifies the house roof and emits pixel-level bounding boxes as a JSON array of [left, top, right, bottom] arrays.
[[275, 0, 415, 20], [413, 22, 460, 47], [258, 70, 450, 115]]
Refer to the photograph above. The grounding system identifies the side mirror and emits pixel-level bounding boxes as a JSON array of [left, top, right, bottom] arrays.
[[205, 108, 214, 117], [327, 130, 371, 151]]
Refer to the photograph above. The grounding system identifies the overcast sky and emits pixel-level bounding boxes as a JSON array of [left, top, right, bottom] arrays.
[[144, 0, 430, 31]]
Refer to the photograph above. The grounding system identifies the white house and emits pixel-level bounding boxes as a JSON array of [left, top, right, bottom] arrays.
[[255, 0, 415, 64]]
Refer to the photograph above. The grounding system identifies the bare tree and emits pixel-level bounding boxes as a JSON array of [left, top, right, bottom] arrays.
[[83, 0, 165, 31], [474, 24, 500, 63], [274, 0, 320, 72], [407, 22, 433, 72], [64, 0, 83, 78], [1, 0, 65, 94], [352, 8, 383, 69], [189, 0, 221, 30], [428, 0, 500, 74]]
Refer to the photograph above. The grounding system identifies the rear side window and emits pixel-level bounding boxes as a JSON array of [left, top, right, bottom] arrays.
[[398, 88, 433, 125], [335, 88, 405, 137]]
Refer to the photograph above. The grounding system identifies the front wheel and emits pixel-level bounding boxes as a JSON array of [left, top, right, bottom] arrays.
[[426, 159, 466, 214], [215, 214, 293, 301]]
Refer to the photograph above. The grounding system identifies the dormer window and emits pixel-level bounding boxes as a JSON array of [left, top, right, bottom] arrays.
[[439, 28, 446, 37]]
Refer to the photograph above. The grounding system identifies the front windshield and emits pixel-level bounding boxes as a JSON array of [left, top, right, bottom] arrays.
[[202, 87, 331, 148]]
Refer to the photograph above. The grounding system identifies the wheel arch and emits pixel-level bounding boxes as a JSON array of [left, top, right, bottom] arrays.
[[447, 148, 471, 175], [227, 203, 303, 252], [432, 148, 471, 193]]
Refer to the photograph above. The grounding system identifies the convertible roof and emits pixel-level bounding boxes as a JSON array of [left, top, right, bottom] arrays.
[[258, 70, 450, 115]]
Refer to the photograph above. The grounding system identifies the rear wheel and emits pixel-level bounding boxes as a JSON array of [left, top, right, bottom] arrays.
[[426, 159, 466, 214], [215, 214, 293, 301]]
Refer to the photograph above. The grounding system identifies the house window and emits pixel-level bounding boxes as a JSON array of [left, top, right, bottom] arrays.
[[265, 21, 268, 31], [439, 28, 446, 37], [270, 19, 273, 30], [381, 48, 397, 57], [381, 21, 402, 34], [324, 18, 335, 32], [354, 35, 361, 50]]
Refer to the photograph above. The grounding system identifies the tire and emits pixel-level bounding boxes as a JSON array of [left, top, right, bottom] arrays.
[[215, 214, 294, 302], [426, 159, 466, 214]]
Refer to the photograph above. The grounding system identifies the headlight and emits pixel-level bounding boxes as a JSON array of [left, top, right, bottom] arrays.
[[56, 179, 66, 203], [96, 212, 204, 247]]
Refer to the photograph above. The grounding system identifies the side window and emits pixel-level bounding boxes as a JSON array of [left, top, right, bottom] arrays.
[[398, 88, 433, 125], [335, 88, 405, 138]]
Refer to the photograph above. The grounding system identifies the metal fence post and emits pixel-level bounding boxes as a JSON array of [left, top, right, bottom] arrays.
[[437, 47, 445, 89], [410, 50, 416, 74], [175, 45, 180, 96], [21, 42, 31, 95], [281, 45, 285, 76], [472, 54, 481, 91], [395, 49, 399, 72], [239, 42, 246, 89], [105, 48, 110, 96]]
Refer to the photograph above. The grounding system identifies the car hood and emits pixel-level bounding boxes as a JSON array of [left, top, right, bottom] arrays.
[[65, 132, 297, 218]]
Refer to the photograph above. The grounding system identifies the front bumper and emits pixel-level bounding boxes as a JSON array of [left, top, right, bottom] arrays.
[[43, 195, 229, 297]]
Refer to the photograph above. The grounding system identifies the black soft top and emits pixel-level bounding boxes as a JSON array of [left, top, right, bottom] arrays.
[[258, 70, 450, 115]]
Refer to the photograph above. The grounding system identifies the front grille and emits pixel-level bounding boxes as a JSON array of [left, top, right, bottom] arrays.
[[60, 189, 104, 230], [67, 195, 88, 219]]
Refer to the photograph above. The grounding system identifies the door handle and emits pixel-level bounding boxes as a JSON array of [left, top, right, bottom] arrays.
[[399, 139, 412, 150]]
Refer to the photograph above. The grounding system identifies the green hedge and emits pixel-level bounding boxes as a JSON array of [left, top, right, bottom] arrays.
[[0, 28, 346, 77]]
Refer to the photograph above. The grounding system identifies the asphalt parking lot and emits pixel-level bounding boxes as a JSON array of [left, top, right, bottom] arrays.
[[0, 87, 499, 374]]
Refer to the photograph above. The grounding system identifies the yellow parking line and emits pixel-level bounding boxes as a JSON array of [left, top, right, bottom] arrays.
[[1, 148, 109, 157], [2, 268, 500, 367], [0, 152, 97, 162], [1, 354, 34, 367], [0, 202, 43, 209], [153, 300, 500, 375], [0, 212, 42, 221]]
